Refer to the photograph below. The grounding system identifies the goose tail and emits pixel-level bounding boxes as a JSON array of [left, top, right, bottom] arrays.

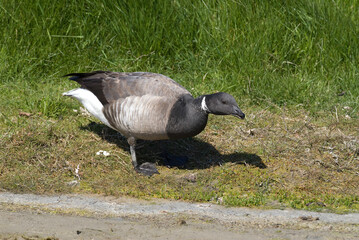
[[62, 88, 81, 97], [63, 71, 108, 82]]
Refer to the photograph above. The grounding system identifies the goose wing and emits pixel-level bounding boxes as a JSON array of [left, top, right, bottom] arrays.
[[103, 95, 176, 140], [64, 71, 191, 105]]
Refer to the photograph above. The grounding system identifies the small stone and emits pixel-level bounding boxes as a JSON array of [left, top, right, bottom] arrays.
[[324, 225, 333, 230], [19, 111, 32, 117], [299, 216, 319, 221], [248, 129, 255, 136], [184, 173, 197, 183], [66, 180, 79, 186], [179, 220, 187, 225]]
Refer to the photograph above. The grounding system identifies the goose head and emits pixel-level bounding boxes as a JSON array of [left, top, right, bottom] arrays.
[[202, 92, 245, 119]]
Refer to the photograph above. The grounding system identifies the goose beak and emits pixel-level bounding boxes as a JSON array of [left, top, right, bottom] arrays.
[[233, 106, 245, 119]]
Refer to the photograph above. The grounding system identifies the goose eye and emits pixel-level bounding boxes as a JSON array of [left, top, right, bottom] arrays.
[[222, 100, 227, 104]]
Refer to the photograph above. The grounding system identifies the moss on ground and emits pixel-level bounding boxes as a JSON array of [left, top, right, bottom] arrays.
[[1, 107, 358, 212]]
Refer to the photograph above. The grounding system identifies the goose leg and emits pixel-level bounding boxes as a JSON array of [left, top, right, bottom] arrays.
[[127, 137, 138, 168], [127, 137, 159, 176]]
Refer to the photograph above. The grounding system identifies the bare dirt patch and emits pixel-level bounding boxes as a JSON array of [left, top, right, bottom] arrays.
[[0, 192, 358, 240]]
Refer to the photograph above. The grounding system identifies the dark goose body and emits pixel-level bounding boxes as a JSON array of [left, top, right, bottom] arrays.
[[63, 71, 245, 176]]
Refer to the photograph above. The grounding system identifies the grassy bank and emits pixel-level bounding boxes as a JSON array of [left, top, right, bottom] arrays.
[[1, 108, 358, 212], [0, 0, 358, 211], [1, 0, 359, 115]]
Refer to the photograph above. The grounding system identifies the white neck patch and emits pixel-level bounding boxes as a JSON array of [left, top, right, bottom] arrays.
[[201, 97, 210, 113]]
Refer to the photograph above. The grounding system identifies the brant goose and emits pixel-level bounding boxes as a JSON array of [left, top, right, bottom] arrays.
[[63, 71, 245, 176]]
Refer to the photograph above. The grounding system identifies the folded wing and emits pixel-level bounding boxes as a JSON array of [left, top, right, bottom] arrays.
[[103, 95, 176, 140], [64, 71, 191, 105]]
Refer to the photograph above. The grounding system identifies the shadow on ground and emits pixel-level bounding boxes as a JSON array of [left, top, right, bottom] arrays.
[[81, 122, 266, 170]]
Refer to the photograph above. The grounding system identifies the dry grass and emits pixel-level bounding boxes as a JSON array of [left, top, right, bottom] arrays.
[[1, 106, 358, 212]]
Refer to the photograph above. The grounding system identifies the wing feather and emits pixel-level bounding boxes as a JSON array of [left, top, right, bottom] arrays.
[[103, 95, 176, 140], [65, 71, 191, 105]]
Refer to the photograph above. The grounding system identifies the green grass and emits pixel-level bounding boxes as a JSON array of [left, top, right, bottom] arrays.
[[1, 0, 359, 114], [0, 0, 359, 212]]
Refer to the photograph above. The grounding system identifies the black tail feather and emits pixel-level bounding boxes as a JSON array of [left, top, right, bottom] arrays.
[[63, 71, 109, 81], [63, 71, 110, 105]]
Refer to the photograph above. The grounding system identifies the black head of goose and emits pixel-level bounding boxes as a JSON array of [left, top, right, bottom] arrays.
[[63, 71, 245, 176]]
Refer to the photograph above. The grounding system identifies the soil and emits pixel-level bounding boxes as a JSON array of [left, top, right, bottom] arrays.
[[0, 192, 358, 240]]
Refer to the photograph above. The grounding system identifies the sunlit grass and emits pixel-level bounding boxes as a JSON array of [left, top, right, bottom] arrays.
[[1, 0, 358, 118], [1, 108, 358, 212]]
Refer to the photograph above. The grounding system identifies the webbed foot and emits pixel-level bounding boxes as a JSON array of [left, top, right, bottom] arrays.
[[135, 162, 159, 176]]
